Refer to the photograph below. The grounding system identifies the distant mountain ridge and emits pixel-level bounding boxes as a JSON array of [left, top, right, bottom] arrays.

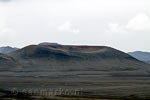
[[128, 51, 150, 64], [0, 46, 19, 54], [38, 42, 61, 46]]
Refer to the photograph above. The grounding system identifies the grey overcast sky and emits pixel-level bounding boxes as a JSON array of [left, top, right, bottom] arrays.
[[0, 0, 150, 52]]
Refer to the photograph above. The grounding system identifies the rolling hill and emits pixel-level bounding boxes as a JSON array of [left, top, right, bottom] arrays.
[[7, 45, 150, 73]]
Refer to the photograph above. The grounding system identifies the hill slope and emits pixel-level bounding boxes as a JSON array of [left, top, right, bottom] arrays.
[[128, 51, 150, 63], [0, 53, 20, 71]]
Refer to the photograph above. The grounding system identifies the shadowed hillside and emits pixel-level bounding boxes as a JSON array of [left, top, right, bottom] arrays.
[[0, 53, 20, 71]]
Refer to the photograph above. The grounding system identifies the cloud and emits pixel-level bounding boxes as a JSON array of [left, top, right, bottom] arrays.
[[106, 13, 150, 33], [58, 21, 80, 34], [126, 13, 150, 31]]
